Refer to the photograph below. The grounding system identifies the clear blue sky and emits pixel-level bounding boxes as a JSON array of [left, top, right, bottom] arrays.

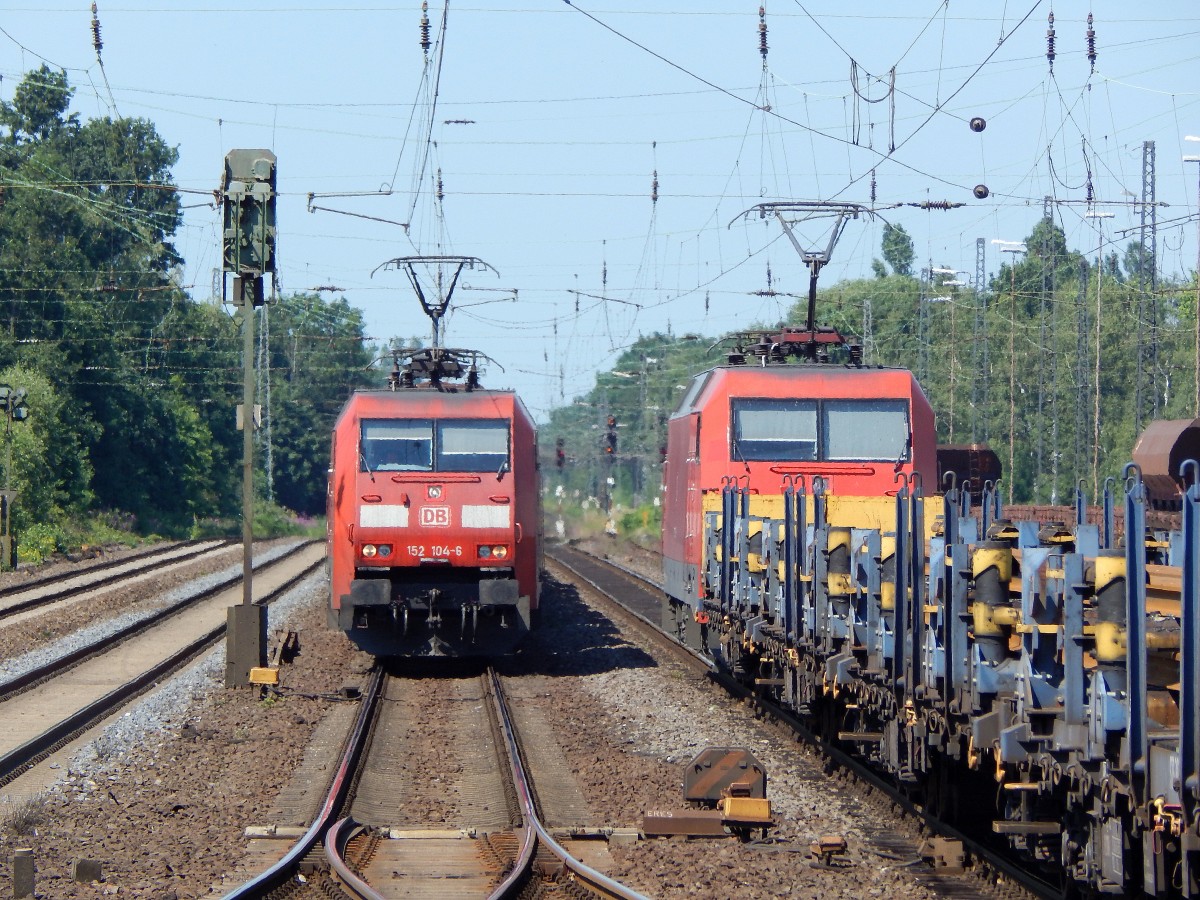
[[2, 2, 1198, 420]]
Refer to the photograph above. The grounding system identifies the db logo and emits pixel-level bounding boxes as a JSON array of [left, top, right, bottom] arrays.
[[420, 506, 451, 527]]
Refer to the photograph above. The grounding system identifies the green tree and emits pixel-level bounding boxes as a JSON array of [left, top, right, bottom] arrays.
[[263, 292, 378, 515], [882, 223, 915, 276], [0, 65, 76, 143], [0, 365, 94, 532]]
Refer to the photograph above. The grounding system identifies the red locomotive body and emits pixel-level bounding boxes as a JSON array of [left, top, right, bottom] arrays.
[[327, 386, 540, 656], [662, 363, 936, 607]]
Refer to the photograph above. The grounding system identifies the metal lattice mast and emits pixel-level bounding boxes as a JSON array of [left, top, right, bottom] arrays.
[[974, 237, 987, 443], [1074, 259, 1089, 490], [862, 298, 873, 366], [1036, 196, 1053, 501], [918, 265, 930, 385], [1136, 140, 1158, 428]]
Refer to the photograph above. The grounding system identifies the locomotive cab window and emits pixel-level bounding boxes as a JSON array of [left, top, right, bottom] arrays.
[[437, 419, 510, 472], [361, 419, 433, 471], [359, 418, 510, 474], [731, 398, 910, 463], [732, 399, 818, 461], [823, 399, 910, 462]]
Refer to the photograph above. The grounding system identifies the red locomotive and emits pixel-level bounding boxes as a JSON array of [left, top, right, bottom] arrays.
[[327, 350, 540, 656], [661, 326, 937, 616], [326, 255, 540, 656]]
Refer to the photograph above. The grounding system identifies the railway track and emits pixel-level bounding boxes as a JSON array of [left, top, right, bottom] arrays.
[[545, 541, 1055, 900], [224, 664, 648, 899], [0, 538, 234, 624], [0, 540, 323, 789]]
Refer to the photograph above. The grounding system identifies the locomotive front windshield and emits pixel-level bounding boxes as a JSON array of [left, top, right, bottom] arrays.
[[360, 418, 510, 473], [732, 398, 909, 462]]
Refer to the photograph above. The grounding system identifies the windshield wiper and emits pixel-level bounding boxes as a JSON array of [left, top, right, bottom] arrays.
[[496, 459, 510, 481], [359, 451, 376, 483]]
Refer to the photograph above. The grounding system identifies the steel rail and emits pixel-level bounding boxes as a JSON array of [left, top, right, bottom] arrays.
[[0, 541, 317, 701], [550, 542, 1060, 900], [488, 667, 648, 900], [321, 666, 647, 900], [0, 539, 231, 609], [325, 817, 384, 900], [0, 545, 322, 787], [220, 666, 385, 900]]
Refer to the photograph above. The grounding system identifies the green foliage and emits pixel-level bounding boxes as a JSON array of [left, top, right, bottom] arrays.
[[0, 66, 75, 142], [0, 364, 95, 531], [882, 223, 915, 276], [252, 498, 312, 538], [542, 332, 714, 510], [618, 503, 662, 540], [262, 292, 379, 515], [17, 522, 67, 565], [0, 68, 388, 551]]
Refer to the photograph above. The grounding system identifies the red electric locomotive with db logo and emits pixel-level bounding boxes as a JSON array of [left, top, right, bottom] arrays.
[[327, 354, 541, 656]]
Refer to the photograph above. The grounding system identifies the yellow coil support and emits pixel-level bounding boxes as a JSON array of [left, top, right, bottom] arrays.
[[972, 601, 1004, 637], [1093, 621, 1127, 662], [826, 527, 852, 597], [1146, 631, 1181, 651], [970, 542, 1013, 638], [991, 606, 1022, 626], [971, 544, 1013, 582], [1093, 553, 1126, 594], [1093, 552, 1127, 664], [879, 534, 896, 611], [828, 572, 854, 596]]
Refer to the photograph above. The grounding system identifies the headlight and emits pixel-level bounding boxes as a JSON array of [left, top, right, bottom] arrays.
[[377, 545, 392, 558], [361, 544, 377, 558], [478, 545, 492, 558], [492, 545, 508, 559], [478, 544, 509, 559]]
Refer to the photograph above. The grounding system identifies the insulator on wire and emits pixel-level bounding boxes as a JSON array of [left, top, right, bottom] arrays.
[[420, 1, 431, 54], [91, 2, 103, 57], [651, 170, 658, 205], [1086, 13, 1097, 74], [436, 168, 443, 202], [1046, 11, 1056, 74], [869, 169, 877, 204], [908, 200, 963, 210], [758, 7, 768, 60], [1086, 174, 1094, 204]]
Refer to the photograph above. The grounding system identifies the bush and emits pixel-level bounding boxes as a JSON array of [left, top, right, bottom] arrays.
[[2, 795, 48, 836], [618, 503, 662, 540], [16, 522, 67, 565], [190, 500, 324, 541], [15, 513, 145, 565]]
